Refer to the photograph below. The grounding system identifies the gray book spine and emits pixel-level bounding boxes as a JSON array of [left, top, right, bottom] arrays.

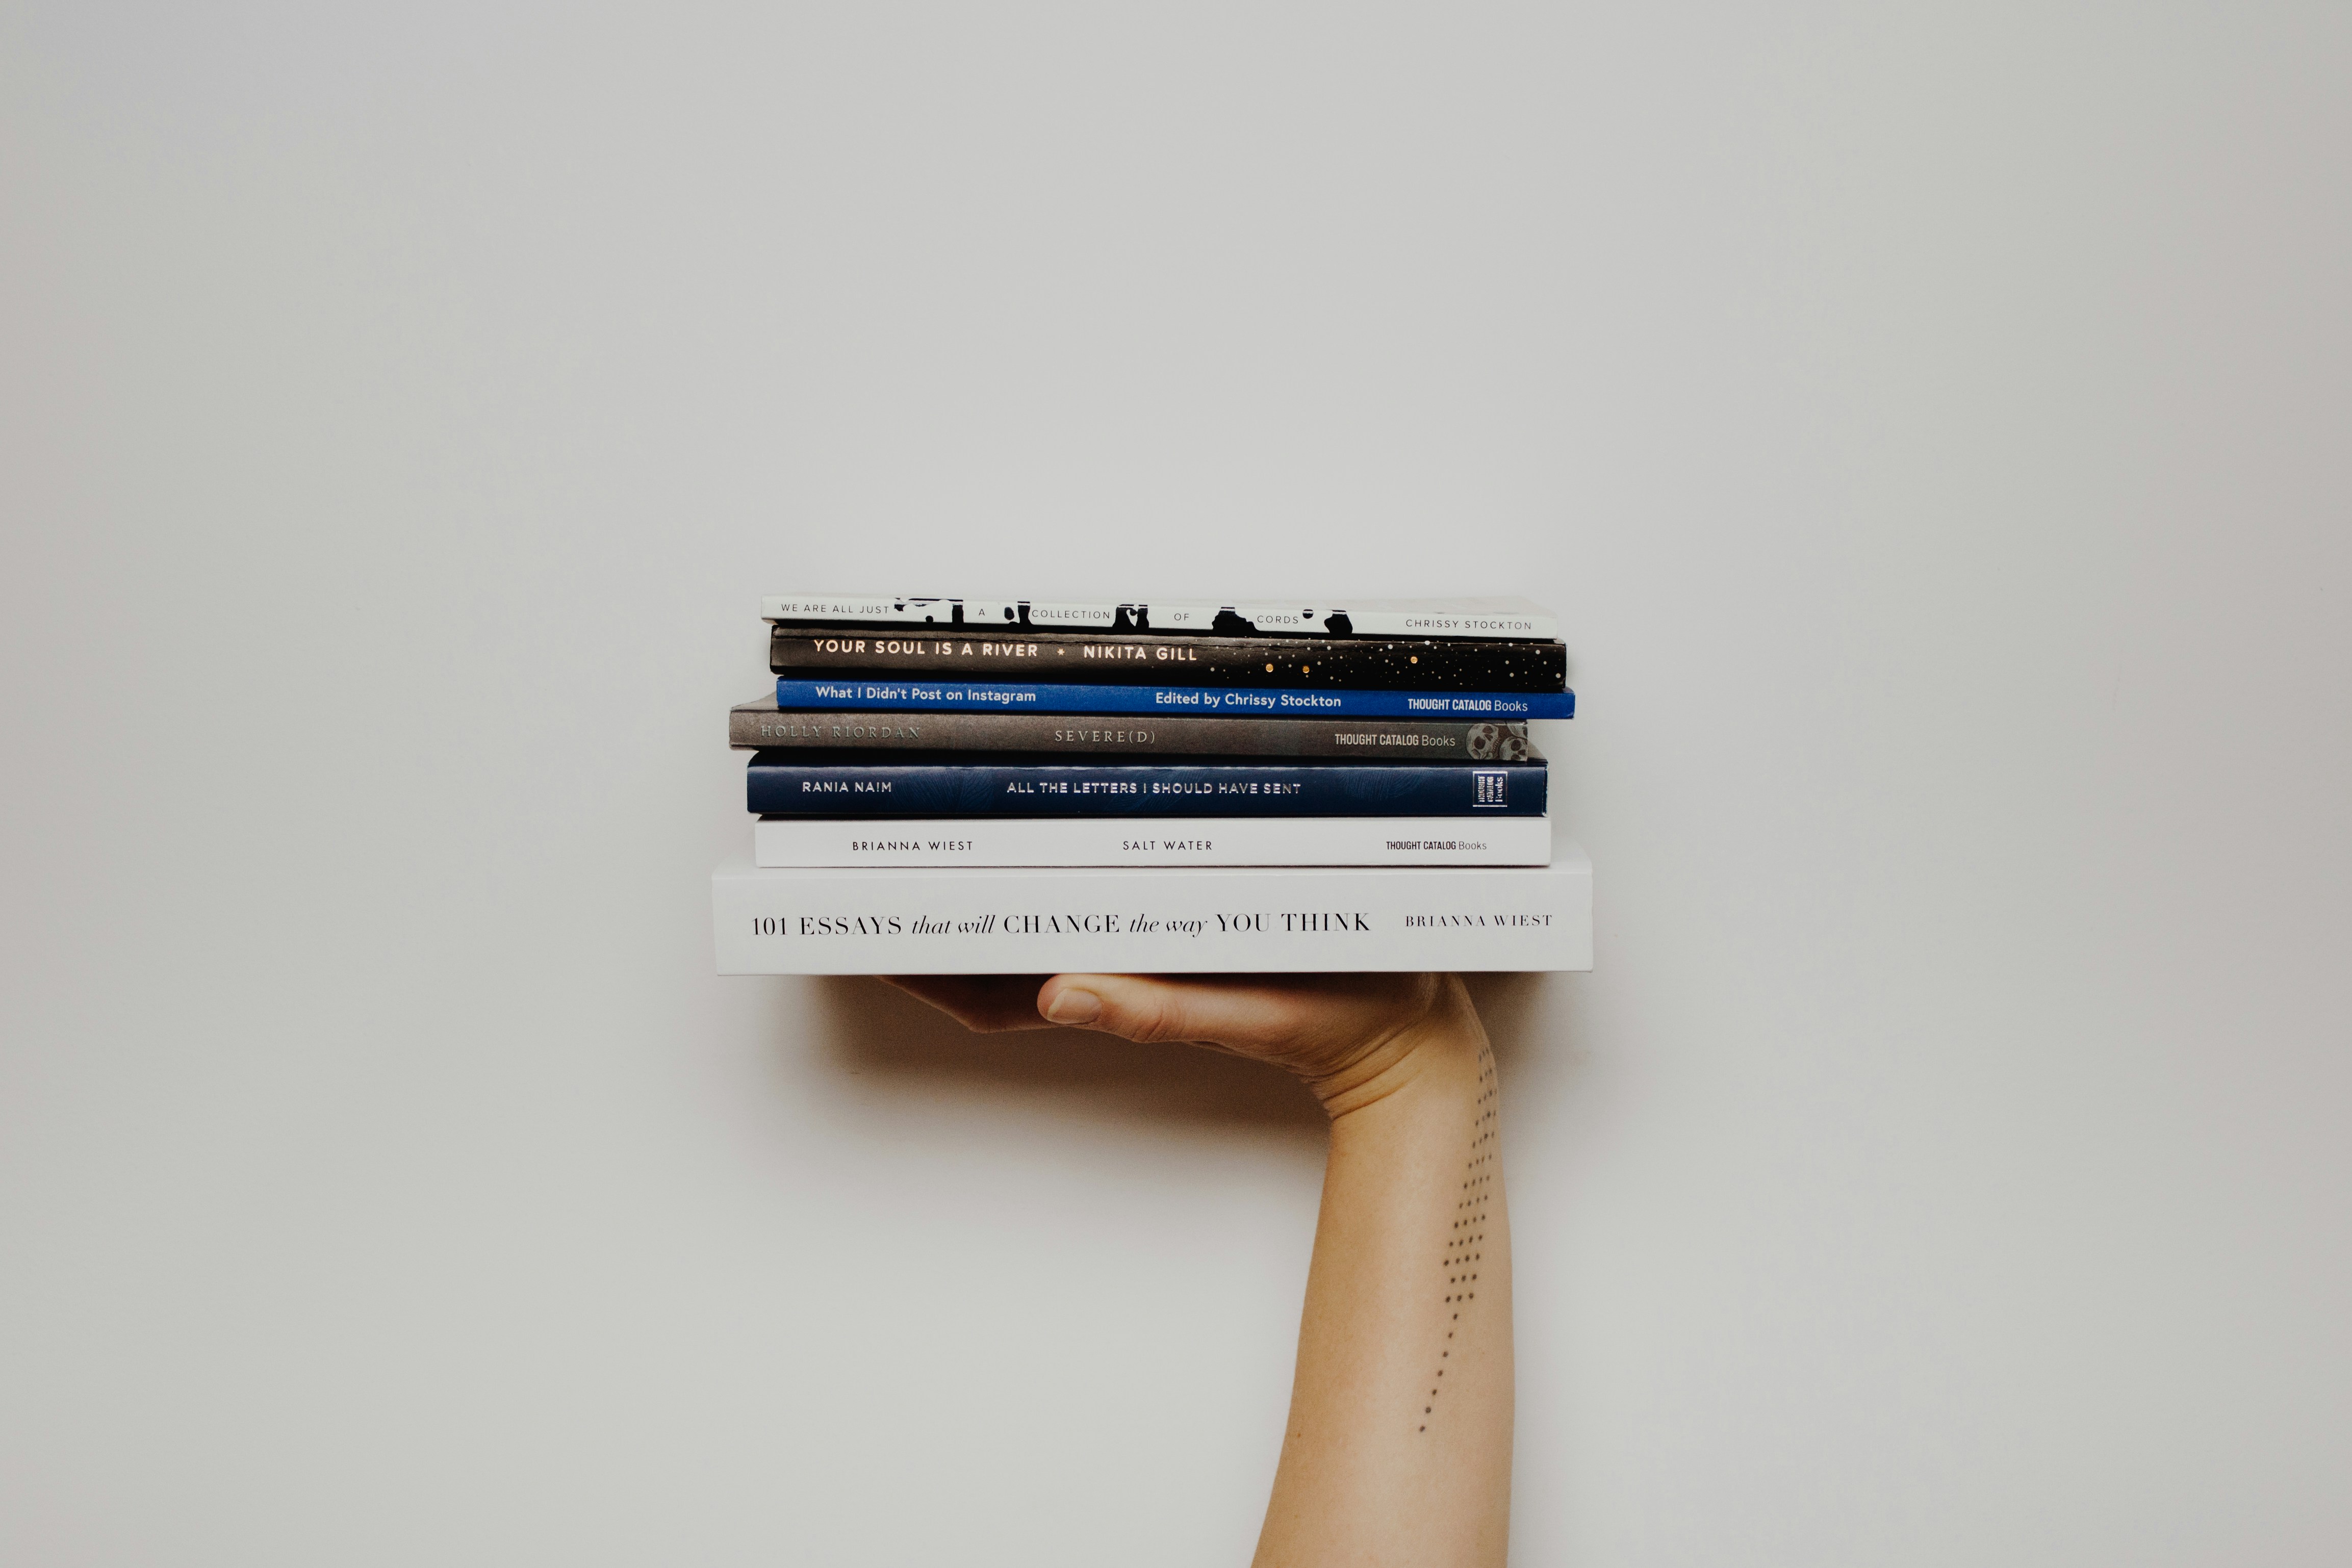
[[728, 700, 1533, 760]]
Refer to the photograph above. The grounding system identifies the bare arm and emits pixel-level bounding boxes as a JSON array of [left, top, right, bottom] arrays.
[[885, 973, 1511, 1567]]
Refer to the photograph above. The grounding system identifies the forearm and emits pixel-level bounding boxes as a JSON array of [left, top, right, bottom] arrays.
[[885, 970, 1515, 1562], [1255, 1003, 1512, 1566]]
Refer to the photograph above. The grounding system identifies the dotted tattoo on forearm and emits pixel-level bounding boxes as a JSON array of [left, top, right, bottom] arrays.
[[1422, 1043, 1497, 1433]]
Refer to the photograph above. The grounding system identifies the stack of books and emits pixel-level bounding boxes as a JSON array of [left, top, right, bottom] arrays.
[[711, 594, 1593, 975]]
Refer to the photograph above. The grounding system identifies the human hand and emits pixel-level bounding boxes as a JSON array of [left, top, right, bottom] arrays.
[[878, 972, 1487, 1118]]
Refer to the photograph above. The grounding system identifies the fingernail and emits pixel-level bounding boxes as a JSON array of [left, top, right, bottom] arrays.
[[1043, 987, 1102, 1025]]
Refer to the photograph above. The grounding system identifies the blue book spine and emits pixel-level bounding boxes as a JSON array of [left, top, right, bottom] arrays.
[[746, 758, 1548, 818], [774, 679, 1575, 719]]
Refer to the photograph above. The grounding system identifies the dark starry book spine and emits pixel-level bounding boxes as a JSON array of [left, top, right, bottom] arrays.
[[771, 627, 1566, 692]]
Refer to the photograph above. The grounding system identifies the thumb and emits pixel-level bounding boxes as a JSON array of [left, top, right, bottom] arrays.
[[1033, 972, 1446, 1064], [1036, 973, 1285, 1050]]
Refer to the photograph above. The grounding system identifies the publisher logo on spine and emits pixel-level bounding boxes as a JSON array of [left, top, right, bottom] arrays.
[[1472, 769, 1508, 809]]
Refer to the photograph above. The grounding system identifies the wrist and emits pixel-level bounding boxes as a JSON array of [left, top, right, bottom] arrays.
[[1303, 977, 1491, 1122]]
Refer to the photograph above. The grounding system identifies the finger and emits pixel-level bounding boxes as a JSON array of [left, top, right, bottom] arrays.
[[879, 974, 1057, 1033], [1035, 972, 1442, 1057]]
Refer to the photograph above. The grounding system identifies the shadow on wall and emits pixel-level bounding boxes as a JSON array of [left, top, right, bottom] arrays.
[[787, 973, 1551, 1147]]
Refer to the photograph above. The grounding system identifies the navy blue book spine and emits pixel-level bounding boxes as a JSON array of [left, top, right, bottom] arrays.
[[745, 756, 1548, 818], [774, 678, 1575, 720]]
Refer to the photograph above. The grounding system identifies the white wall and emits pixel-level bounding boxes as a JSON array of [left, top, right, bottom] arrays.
[[4, 4, 2347, 1563]]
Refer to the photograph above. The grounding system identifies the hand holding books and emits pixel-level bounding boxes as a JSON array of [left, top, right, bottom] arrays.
[[884, 970, 1484, 1112]]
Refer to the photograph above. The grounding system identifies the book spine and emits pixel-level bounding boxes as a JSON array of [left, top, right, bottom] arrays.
[[774, 679, 1576, 720], [754, 816, 1555, 867], [711, 841, 1595, 974], [759, 595, 1560, 640], [730, 706, 1536, 759], [745, 759, 1547, 817], [771, 627, 1565, 691]]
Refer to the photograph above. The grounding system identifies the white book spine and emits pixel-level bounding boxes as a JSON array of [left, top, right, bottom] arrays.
[[712, 834, 1592, 975], [753, 816, 1553, 868]]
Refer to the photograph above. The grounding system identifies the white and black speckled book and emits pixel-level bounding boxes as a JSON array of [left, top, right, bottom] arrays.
[[760, 593, 1560, 641]]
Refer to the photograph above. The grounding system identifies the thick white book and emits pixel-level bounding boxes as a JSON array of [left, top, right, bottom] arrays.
[[754, 815, 1553, 868], [711, 824, 1592, 975], [759, 593, 1558, 641]]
